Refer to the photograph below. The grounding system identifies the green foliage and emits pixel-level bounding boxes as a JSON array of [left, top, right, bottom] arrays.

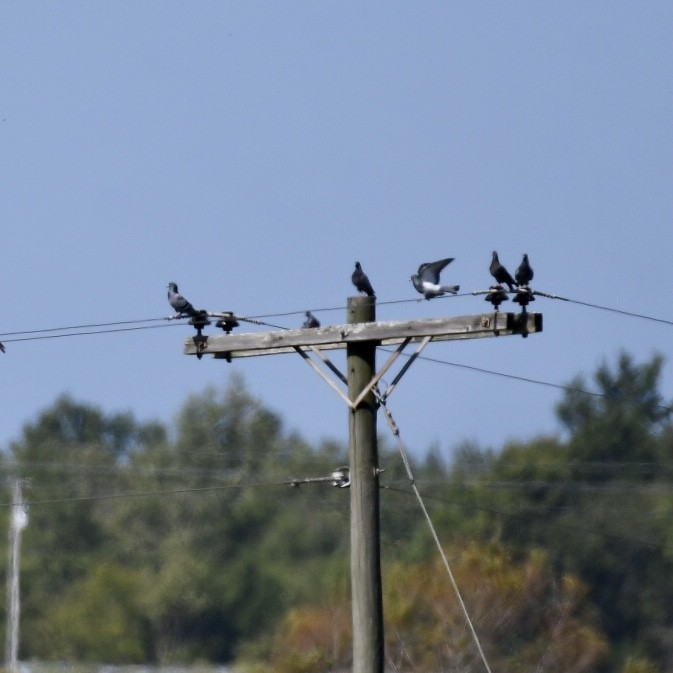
[[5, 377, 350, 663], [38, 563, 152, 662], [557, 351, 670, 467], [481, 353, 673, 670], [621, 658, 660, 673], [267, 542, 607, 673], [4, 353, 673, 672]]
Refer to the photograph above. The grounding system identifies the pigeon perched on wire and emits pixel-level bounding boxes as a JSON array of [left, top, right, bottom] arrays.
[[410, 257, 460, 299], [489, 251, 516, 291], [302, 311, 320, 329], [515, 253, 534, 287], [167, 282, 198, 317], [352, 261, 375, 297]]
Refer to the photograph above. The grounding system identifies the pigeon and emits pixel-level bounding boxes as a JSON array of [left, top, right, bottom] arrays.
[[410, 258, 460, 299], [302, 311, 320, 329], [352, 261, 375, 297], [167, 282, 197, 317], [0, 342, 4, 353], [489, 251, 516, 291], [515, 253, 534, 287]]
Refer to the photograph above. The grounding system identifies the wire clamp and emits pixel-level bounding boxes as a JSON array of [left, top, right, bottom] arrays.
[[331, 466, 351, 488]]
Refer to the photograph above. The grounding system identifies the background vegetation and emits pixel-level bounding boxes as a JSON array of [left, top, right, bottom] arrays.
[[2, 353, 673, 672]]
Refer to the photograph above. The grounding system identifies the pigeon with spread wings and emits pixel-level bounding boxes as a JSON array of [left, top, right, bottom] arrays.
[[411, 258, 460, 299]]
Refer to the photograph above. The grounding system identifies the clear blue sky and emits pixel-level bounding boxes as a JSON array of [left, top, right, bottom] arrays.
[[1, 2, 672, 460]]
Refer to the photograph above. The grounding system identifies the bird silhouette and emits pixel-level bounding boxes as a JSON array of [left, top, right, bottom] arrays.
[[515, 253, 534, 287], [302, 311, 320, 328], [410, 258, 460, 299], [352, 262, 375, 297], [0, 342, 4, 353], [167, 282, 198, 317], [489, 251, 516, 291]]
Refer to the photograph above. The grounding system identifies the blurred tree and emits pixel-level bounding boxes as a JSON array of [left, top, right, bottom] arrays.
[[264, 542, 607, 673], [38, 563, 152, 662], [101, 376, 350, 662], [557, 351, 671, 469], [7, 394, 164, 659], [487, 353, 673, 670]]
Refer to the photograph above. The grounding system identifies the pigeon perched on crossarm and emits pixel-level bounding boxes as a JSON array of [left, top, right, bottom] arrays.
[[515, 254, 534, 287], [167, 282, 197, 317], [489, 251, 516, 291], [302, 311, 320, 329], [351, 262, 375, 297], [411, 258, 460, 299]]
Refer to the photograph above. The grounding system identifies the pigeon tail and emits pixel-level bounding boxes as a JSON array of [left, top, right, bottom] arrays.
[[440, 284, 460, 295]]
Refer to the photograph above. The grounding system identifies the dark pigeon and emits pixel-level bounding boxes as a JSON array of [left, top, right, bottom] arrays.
[[167, 282, 197, 317], [515, 253, 534, 287], [302, 311, 320, 329], [489, 251, 516, 291], [352, 261, 375, 297], [410, 258, 460, 299]]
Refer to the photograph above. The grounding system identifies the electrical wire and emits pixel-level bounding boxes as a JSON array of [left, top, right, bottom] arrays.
[[534, 291, 673, 326], [0, 290, 671, 433], [377, 394, 494, 673], [3, 322, 180, 343], [0, 472, 343, 509], [2, 287, 670, 341], [0, 317, 168, 337], [382, 483, 663, 551], [379, 347, 673, 414]]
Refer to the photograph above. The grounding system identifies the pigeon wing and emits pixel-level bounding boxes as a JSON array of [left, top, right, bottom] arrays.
[[418, 257, 454, 284]]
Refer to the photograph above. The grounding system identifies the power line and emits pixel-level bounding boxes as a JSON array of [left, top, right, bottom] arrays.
[[2, 322, 180, 344], [382, 484, 663, 551], [2, 293, 672, 414], [2, 288, 671, 342], [0, 317, 169, 337], [8, 455, 673, 490], [0, 472, 344, 509], [383, 348, 673, 413], [534, 290, 673, 326]]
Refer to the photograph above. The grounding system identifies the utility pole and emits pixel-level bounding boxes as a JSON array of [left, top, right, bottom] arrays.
[[183, 300, 541, 673], [347, 297, 383, 673], [5, 479, 27, 673]]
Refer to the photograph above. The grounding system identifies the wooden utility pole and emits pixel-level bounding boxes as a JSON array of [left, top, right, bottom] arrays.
[[347, 297, 384, 673], [183, 302, 542, 673]]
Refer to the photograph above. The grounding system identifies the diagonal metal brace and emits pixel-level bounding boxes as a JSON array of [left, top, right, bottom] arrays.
[[308, 345, 348, 386], [295, 336, 433, 411], [351, 338, 411, 409], [379, 335, 432, 402], [293, 346, 352, 408]]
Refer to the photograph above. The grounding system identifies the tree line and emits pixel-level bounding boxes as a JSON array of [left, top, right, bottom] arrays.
[[2, 353, 673, 673]]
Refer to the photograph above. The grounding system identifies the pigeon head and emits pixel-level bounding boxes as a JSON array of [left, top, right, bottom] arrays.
[[167, 282, 178, 293]]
